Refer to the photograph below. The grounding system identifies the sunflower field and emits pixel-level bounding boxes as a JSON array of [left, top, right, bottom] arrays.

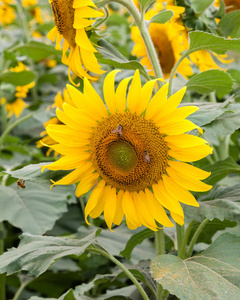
[[1, 0, 240, 299]]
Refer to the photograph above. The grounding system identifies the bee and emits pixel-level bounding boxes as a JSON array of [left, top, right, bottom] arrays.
[[144, 150, 150, 163], [111, 125, 123, 137], [17, 179, 26, 189]]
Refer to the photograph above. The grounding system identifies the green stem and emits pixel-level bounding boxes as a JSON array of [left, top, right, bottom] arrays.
[[0, 112, 34, 150], [97, 0, 164, 84], [15, 0, 31, 43], [155, 228, 168, 300], [176, 223, 184, 257], [0, 223, 5, 300], [186, 218, 209, 258], [178, 221, 195, 260], [218, 135, 230, 160], [88, 245, 150, 300], [12, 278, 33, 300], [209, 92, 216, 103]]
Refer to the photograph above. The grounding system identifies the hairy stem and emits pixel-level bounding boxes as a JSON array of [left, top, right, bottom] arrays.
[[187, 218, 209, 258], [12, 278, 33, 300], [176, 223, 184, 258], [88, 245, 150, 300], [178, 221, 195, 260]]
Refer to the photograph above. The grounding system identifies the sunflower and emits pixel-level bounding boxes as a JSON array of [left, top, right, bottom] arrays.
[[1, 97, 28, 118], [47, 0, 104, 84], [37, 89, 74, 156], [42, 70, 212, 231], [0, 1, 16, 26]]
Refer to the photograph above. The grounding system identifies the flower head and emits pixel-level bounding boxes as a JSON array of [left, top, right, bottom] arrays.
[[42, 70, 212, 231], [47, 0, 104, 84], [0, 2, 16, 26]]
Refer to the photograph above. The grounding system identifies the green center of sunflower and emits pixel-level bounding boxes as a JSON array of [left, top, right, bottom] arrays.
[[107, 141, 137, 173], [50, 0, 76, 47], [90, 112, 169, 192]]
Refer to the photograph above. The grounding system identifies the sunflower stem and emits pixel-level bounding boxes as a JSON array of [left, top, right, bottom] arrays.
[[218, 135, 230, 160], [12, 278, 33, 300], [176, 223, 184, 257], [15, 0, 31, 43], [97, 0, 164, 85], [155, 227, 168, 300], [0, 112, 34, 150], [186, 218, 209, 258], [0, 222, 5, 300], [178, 221, 195, 260], [87, 245, 150, 300]]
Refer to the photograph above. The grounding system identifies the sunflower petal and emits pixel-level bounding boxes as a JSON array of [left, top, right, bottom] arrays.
[[104, 70, 121, 114]]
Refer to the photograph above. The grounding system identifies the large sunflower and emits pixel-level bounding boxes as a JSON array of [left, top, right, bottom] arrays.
[[42, 70, 212, 231], [47, 0, 104, 83]]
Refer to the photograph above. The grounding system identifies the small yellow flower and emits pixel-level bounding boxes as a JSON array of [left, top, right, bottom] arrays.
[[0, 2, 15, 25], [42, 70, 212, 231], [22, 0, 37, 7], [46, 59, 57, 68], [47, 0, 105, 84], [5, 98, 28, 118]]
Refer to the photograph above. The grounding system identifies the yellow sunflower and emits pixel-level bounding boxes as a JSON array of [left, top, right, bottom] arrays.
[[0, 1, 16, 26], [47, 0, 104, 84], [37, 89, 74, 156], [1, 97, 28, 118], [42, 70, 212, 231]]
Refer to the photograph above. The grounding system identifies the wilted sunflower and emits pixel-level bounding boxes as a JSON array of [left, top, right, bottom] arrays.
[[42, 70, 212, 231], [47, 0, 104, 83]]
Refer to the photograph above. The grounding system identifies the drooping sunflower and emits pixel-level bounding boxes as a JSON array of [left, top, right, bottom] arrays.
[[131, 7, 192, 79], [47, 0, 104, 84], [42, 70, 212, 231]]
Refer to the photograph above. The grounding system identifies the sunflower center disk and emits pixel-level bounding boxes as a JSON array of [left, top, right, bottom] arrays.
[[90, 112, 169, 192], [50, 0, 76, 46]]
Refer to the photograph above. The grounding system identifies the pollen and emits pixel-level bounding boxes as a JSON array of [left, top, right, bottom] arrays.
[[90, 112, 169, 192], [50, 0, 76, 47]]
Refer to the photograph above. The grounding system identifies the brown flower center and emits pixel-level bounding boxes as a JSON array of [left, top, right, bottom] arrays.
[[90, 112, 169, 192], [50, 0, 76, 47]]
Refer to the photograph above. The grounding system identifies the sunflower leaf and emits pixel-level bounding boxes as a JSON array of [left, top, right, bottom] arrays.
[[0, 182, 75, 234], [150, 233, 240, 300], [186, 69, 234, 97], [11, 41, 61, 61], [0, 231, 98, 277], [187, 31, 240, 55], [0, 70, 36, 86], [7, 163, 71, 183], [184, 184, 240, 223], [138, 0, 155, 13], [149, 10, 174, 24], [218, 11, 240, 38], [189, 0, 214, 14], [203, 157, 240, 185], [97, 39, 150, 80]]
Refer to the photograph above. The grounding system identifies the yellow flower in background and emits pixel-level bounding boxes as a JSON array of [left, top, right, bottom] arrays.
[[131, 19, 192, 79], [42, 70, 212, 231], [22, 0, 36, 7], [37, 89, 74, 156], [0, 2, 16, 25], [47, 0, 105, 84], [1, 97, 28, 118], [45, 59, 57, 68]]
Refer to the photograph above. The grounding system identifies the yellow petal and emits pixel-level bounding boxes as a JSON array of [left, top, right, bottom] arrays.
[[75, 6, 104, 19], [103, 70, 121, 114], [73, 0, 95, 9], [75, 172, 99, 197], [145, 83, 169, 120], [165, 134, 208, 148], [81, 48, 105, 74], [137, 79, 158, 115], [169, 144, 213, 162], [89, 185, 108, 218], [85, 180, 106, 225], [168, 161, 211, 180], [167, 166, 212, 192], [153, 181, 184, 216], [127, 70, 142, 114], [122, 191, 141, 228], [170, 211, 184, 226], [47, 26, 57, 42], [104, 187, 117, 231], [112, 190, 124, 225], [159, 119, 203, 135], [144, 189, 174, 227], [50, 144, 89, 155], [162, 175, 199, 207], [75, 28, 96, 52], [115, 76, 132, 114]]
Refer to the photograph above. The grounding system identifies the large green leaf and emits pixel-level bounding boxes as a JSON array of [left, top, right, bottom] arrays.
[[7, 163, 70, 183], [150, 233, 240, 300], [187, 31, 240, 55], [0, 231, 99, 277], [186, 69, 234, 97], [0, 70, 36, 86], [219, 11, 240, 38], [12, 41, 61, 61], [0, 182, 75, 234], [189, 0, 214, 13], [204, 157, 240, 185], [97, 39, 149, 80], [184, 184, 240, 223]]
